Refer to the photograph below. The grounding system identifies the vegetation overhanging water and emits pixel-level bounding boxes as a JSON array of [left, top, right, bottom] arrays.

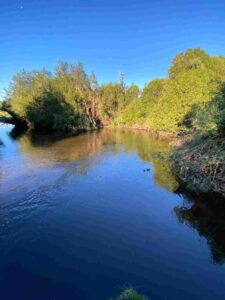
[[1, 48, 225, 195]]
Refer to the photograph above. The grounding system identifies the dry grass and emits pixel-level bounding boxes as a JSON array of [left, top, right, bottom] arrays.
[[171, 134, 225, 195]]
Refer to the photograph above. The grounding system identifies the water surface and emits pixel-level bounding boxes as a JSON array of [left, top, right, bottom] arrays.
[[0, 124, 225, 300]]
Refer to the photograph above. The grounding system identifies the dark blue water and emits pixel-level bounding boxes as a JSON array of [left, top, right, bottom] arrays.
[[0, 124, 225, 300]]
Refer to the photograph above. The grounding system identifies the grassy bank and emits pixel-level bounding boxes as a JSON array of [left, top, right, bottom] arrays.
[[171, 134, 225, 196]]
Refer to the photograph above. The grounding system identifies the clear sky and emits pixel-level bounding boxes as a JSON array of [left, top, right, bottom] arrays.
[[1, 0, 225, 96]]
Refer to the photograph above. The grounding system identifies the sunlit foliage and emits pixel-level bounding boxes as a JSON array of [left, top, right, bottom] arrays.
[[121, 48, 225, 133], [2, 48, 225, 134], [3, 61, 140, 131]]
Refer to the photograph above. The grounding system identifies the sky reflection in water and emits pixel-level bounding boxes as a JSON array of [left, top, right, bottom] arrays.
[[0, 125, 225, 300]]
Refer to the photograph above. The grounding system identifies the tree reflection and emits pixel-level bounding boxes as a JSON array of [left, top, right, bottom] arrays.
[[174, 193, 225, 264], [10, 127, 179, 191]]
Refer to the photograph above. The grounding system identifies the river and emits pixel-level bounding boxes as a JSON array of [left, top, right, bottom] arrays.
[[0, 124, 225, 300]]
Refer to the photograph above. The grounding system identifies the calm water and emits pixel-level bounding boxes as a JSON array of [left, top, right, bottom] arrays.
[[0, 124, 225, 300]]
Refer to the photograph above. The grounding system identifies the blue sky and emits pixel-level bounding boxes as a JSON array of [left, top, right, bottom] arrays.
[[0, 0, 225, 96]]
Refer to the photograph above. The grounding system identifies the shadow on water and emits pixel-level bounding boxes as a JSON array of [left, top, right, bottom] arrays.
[[8, 123, 28, 140], [174, 191, 225, 265]]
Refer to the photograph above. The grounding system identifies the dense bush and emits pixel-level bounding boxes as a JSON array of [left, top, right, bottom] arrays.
[[25, 89, 85, 130], [2, 48, 225, 134], [170, 82, 225, 195], [120, 48, 225, 134], [3, 62, 140, 131], [182, 83, 225, 135], [120, 79, 166, 126]]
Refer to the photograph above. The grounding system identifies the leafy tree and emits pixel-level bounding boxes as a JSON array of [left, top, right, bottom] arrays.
[[125, 84, 140, 103], [53, 62, 87, 114], [121, 48, 225, 133], [5, 69, 52, 120], [25, 89, 84, 130], [141, 79, 167, 104], [189, 83, 225, 134], [99, 83, 125, 122], [3, 48, 225, 134]]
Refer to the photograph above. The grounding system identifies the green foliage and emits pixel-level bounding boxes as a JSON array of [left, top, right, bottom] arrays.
[[53, 61, 89, 114], [121, 48, 225, 134], [141, 79, 167, 104], [0, 111, 11, 118], [125, 84, 140, 103], [3, 48, 225, 134], [168, 48, 212, 78], [213, 84, 225, 133], [120, 79, 166, 126], [113, 288, 148, 300], [26, 89, 85, 130], [171, 134, 225, 196], [4, 62, 138, 130], [6, 69, 52, 120], [120, 99, 144, 125], [184, 83, 225, 134], [170, 82, 225, 195], [99, 83, 125, 121]]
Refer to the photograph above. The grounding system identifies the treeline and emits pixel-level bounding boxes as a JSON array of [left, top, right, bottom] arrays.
[[2, 48, 225, 136], [2, 63, 139, 131], [163, 50, 225, 195], [2, 48, 225, 195], [120, 48, 225, 134]]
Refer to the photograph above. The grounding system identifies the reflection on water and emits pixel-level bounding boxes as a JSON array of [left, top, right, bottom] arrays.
[[16, 128, 179, 191], [1, 124, 225, 300], [174, 193, 225, 265]]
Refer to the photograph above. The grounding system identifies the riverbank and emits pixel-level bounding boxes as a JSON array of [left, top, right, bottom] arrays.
[[170, 134, 225, 196], [120, 124, 225, 198], [112, 123, 178, 140], [2, 48, 225, 198], [117, 124, 225, 197], [0, 111, 16, 124], [2, 117, 225, 197]]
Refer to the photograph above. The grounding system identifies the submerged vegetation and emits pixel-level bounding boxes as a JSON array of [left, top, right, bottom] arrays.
[[1, 48, 225, 195], [113, 288, 148, 300]]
